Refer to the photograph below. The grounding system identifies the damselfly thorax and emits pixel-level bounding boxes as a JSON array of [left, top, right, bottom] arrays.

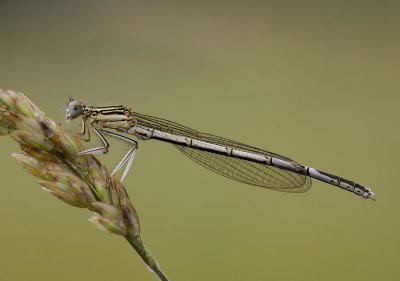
[[83, 105, 136, 130], [65, 99, 375, 200]]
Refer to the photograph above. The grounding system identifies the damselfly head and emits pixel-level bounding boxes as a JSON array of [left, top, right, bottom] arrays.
[[66, 100, 85, 120]]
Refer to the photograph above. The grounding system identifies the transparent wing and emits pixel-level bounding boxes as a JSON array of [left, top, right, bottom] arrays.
[[133, 112, 312, 192]]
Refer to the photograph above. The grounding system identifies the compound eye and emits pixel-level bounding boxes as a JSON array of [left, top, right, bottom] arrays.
[[66, 100, 84, 119]]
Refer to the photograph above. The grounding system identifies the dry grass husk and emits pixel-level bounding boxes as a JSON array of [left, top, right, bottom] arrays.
[[0, 89, 168, 281]]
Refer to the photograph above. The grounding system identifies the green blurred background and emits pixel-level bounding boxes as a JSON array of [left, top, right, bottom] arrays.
[[0, 1, 399, 280]]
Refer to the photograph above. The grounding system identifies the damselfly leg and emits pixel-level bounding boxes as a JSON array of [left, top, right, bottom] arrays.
[[77, 122, 109, 155], [73, 118, 138, 182], [102, 130, 138, 182]]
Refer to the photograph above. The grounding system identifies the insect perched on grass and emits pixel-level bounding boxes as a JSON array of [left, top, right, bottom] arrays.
[[65, 98, 375, 200]]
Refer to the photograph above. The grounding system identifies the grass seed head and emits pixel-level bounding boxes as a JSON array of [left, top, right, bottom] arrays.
[[0, 89, 168, 281], [0, 89, 139, 237]]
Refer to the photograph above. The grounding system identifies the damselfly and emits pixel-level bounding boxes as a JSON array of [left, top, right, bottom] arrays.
[[65, 99, 375, 200]]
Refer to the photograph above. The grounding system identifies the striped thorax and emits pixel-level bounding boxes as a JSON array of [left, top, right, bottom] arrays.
[[66, 100, 136, 130]]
